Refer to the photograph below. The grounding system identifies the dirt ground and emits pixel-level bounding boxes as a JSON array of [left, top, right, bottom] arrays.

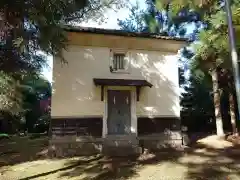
[[1, 135, 240, 180]]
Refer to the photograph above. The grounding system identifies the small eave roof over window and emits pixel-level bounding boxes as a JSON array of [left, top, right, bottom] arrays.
[[93, 78, 153, 88], [93, 78, 153, 102]]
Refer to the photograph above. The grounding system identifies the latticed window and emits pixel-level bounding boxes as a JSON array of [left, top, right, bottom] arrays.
[[113, 53, 126, 70]]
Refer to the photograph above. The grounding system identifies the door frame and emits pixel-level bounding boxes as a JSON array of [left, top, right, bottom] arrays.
[[102, 86, 137, 138]]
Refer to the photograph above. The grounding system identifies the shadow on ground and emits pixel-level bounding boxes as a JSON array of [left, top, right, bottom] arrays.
[[1, 135, 240, 180], [0, 136, 50, 167], [56, 136, 240, 180]]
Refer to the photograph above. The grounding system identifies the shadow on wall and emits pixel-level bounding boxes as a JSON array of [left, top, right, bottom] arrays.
[[130, 52, 179, 117], [51, 47, 179, 117]]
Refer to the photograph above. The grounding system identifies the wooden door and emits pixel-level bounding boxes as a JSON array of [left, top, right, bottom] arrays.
[[107, 90, 131, 135]]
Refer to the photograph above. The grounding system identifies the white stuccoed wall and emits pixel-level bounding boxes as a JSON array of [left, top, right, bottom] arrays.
[[51, 32, 185, 118]]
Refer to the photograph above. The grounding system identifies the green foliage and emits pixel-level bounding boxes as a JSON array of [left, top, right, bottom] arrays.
[[162, 0, 240, 75], [0, 0, 125, 115], [0, 74, 51, 133], [168, 0, 240, 133], [181, 75, 213, 115], [181, 74, 215, 132], [0, 133, 9, 140], [21, 74, 51, 133], [0, 133, 9, 137], [179, 66, 186, 86], [0, 71, 22, 115], [146, 0, 201, 34], [117, 1, 147, 32]]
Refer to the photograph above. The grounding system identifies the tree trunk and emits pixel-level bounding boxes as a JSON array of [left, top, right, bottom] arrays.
[[229, 92, 238, 135], [211, 69, 224, 136]]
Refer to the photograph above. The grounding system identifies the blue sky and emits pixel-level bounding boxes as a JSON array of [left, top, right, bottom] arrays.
[[42, 0, 146, 82]]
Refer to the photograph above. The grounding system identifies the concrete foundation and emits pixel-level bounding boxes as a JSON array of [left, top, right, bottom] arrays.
[[139, 131, 183, 152], [49, 136, 102, 157], [50, 116, 183, 156], [50, 132, 184, 157], [102, 135, 141, 156]]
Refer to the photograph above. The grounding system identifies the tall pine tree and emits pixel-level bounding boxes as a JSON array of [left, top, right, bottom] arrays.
[[161, 0, 240, 135]]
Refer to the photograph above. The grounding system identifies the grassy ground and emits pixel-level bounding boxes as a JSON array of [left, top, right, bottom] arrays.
[[0, 135, 240, 180], [0, 135, 49, 166]]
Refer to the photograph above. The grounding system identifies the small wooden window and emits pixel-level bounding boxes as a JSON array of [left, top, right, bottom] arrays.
[[110, 49, 130, 73], [113, 53, 126, 70]]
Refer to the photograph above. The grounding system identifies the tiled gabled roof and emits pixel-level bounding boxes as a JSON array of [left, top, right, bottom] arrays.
[[63, 25, 189, 42]]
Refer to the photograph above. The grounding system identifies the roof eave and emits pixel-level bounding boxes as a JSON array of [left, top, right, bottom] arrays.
[[63, 25, 189, 43]]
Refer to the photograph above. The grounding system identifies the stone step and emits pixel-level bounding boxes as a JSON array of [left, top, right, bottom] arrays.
[[102, 144, 141, 156], [102, 135, 140, 156], [103, 135, 138, 146]]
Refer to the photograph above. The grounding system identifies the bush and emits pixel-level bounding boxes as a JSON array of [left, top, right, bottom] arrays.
[[0, 133, 9, 140]]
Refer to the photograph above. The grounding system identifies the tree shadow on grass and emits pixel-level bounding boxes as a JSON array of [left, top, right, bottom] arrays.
[[15, 155, 103, 180], [57, 143, 240, 180], [2, 135, 240, 180], [0, 136, 50, 167], [182, 143, 240, 179], [55, 149, 185, 180]]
